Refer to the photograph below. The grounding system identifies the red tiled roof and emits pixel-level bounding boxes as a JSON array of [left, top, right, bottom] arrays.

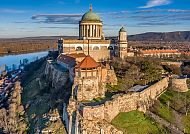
[[141, 49, 180, 54], [75, 55, 100, 69], [182, 52, 190, 55]]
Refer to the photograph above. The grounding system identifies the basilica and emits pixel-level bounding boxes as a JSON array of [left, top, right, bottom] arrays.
[[56, 5, 131, 134], [57, 5, 130, 61]]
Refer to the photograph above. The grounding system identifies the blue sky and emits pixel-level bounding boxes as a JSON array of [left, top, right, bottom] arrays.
[[0, 0, 190, 38]]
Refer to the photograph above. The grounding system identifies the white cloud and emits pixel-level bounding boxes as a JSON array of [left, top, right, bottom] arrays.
[[139, 0, 171, 8], [0, 8, 27, 13]]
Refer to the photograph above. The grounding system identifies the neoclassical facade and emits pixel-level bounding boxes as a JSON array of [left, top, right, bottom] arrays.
[[58, 5, 129, 61], [79, 5, 103, 40]]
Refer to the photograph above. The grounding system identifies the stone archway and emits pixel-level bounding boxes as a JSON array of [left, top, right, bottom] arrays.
[[76, 46, 83, 51], [93, 46, 100, 50]]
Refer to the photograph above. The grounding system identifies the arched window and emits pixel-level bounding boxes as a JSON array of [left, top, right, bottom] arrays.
[[108, 46, 113, 50], [76, 46, 83, 51], [93, 46, 99, 50]]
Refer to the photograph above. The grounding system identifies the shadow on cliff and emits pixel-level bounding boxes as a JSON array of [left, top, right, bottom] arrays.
[[20, 57, 72, 133]]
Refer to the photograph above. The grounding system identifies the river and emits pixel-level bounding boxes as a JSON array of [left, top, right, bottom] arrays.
[[0, 51, 48, 73]]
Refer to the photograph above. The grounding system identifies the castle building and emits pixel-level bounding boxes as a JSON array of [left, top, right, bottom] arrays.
[[57, 5, 129, 61], [57, 5, 129, 134]]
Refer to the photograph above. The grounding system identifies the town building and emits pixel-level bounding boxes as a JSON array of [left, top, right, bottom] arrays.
[[139, 49, 181, 58]]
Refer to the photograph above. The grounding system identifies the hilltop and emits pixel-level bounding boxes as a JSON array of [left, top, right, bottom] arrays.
[[128, 31, 190, 42]]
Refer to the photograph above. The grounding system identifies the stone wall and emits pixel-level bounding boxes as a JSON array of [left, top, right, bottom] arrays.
[[81, 119, 123, 134], [107, 69, 117, 85], [73, 77, 106, 101], [81, 77, 169, 123], [171, 78, 189, 92]]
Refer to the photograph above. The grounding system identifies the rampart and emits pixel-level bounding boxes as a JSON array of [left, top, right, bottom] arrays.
[[82, 77, 169, 123]]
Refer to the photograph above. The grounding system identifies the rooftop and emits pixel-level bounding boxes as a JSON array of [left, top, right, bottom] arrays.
[[141, 49, 180, 54], [81, 5, 101, 22], [119, 27, 126, 32], [75, 55, 100, 69]]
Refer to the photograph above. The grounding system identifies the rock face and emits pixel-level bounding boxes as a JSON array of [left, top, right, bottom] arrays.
[[45, 60, 70, 90], [171, 78, 189, 92], [0, 82, 27, 134]]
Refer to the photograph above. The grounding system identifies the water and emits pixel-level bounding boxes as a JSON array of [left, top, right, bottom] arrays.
[[0, 51, 48, 73]]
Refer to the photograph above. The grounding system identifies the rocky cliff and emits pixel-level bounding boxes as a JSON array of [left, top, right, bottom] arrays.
[[45, 60, 70, 90]]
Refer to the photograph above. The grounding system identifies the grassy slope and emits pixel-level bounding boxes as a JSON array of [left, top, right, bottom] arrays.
[[151, 88, 190, 133], [111, 83, 190, 134], [111, 111, 168, 134]]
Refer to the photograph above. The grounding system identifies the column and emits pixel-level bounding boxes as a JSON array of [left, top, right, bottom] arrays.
[[92, 25, 93, 37], [90, 25, 92, 37], [93, 25, 95, 37], [95, 25, 97, 37], [87, 25, 89, 37], [83, 25, 84, 37], [79, 25, 82, 38], [97, 26, 99, 37], [75, 114, 79, 134], [100, 26, 102, 37], [86, 25, 88, 37], [69, 113, 72, 134], [96, 25, 98, 37]]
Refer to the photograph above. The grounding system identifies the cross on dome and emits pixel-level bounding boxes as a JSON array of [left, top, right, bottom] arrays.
[[90, 4, 92, 11]]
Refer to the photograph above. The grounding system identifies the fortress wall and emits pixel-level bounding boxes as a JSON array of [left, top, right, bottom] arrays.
[[76, 77, 106, 101], [83, 105, 105, 121], [139, 77, 169, 100], [171, 78, 189, 92], [81, 119, 123, 134], [107, 69, 118, 85], [82, 77, 169, 123]]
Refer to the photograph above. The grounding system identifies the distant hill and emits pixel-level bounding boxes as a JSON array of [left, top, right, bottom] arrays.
[[128, 31, 190, 42], [0, 36, 78, 40], [1, 31, 190, 42]]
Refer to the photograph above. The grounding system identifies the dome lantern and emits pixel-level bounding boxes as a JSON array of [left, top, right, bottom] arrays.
[[81, 5, 101, 22], [119, 27, 126, 32]]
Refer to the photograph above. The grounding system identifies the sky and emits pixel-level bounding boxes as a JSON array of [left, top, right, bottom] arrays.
[[0, 0, 190, 38]]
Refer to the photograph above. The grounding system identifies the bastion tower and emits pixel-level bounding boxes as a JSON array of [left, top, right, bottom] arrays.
[[118, 27, 128, 59]]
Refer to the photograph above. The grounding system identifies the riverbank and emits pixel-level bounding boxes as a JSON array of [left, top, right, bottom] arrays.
[[0, 38, 57, 56], [0, 51, 48, 75]]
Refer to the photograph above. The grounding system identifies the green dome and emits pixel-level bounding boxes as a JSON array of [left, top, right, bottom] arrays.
[[119, 27, 126, 32], [81, 11, 100, 21]]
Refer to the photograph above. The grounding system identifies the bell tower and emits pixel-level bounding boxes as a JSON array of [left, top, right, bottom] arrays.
[[118, 27, 128, 59]]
